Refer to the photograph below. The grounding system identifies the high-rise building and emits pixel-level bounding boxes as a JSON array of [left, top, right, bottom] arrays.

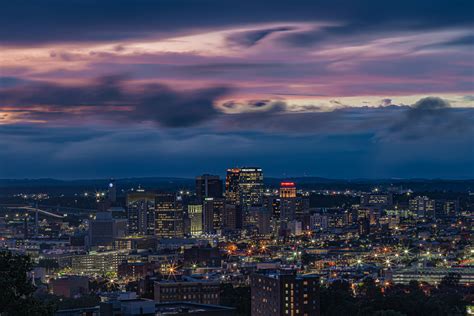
[[223, 203, 240, 230], [127, 191, 156, 236], [155, 193, 184, 238], [279, 182, 296, 198], [251, 270, 320, 316], [188, 204, 203, 236], [89, 212, 127, 247], [239, 167, 264, 209], [202, 197, 225, 234], [195, 174, 223, 201], [225, 167, 264, 227], [409, 196, 435, 217], [280, 182, 297, 221], [225, 168, 241, 205]]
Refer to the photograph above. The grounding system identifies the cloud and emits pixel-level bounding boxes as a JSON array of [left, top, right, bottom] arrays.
[[0, 76, 230, 127], [216, 97, 474, 142], [385, 97, 474, 140], [1, 0, 472, 44], [226, 26, 295, 47]]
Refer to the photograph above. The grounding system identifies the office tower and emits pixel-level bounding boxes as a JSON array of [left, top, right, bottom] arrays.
[[188, 204, 203, 236], [195, 174, 223, 201], [280, 182, 297, 221], [360, 192, 393, 207], [89, 212, 127, 247], [239, 167, 264, 208], [251, 270, 320, 316], [295, 196, 310, 219], [279, 182, 296, 198], [225, 168, 241, 205], [127, 190, 156, 236], [225, 167, 264, 227], [409, 196, 435, 217], [435, 199, 460, 217], [253, 207, 272, 235], [223, 203, 240, 230], [108, 179, 117, 203], [202, 197, 225, 234], [155, 193, 184, 238]]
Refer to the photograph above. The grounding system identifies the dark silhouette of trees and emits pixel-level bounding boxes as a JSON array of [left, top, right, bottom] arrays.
[[0, 251, 54, 316], [320, 277, 470, 316]]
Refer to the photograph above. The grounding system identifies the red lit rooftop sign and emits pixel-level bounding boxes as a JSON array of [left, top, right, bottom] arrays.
[[280, 182, 295, 187]]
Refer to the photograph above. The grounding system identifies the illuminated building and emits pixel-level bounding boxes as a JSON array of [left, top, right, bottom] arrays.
[[225, 168, 241, 205], [188, 204, 203, 236], [203, 198, 225, 234], [409, 196, 435, 217], [126, 191, 156, 236], [225, 167, 264, 227], [251, 270, 320, 316], [195, 174, 223, 201], [154, 277, 221, 305], [280, 182, 296, 198], [155, 193, 184, 238], [239, 167, 264, 209], [71, 250, 128, 275], [392, 267, 474, 285], [360, 193, 393, 207]]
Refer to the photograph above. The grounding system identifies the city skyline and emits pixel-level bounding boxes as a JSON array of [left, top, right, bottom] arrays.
[[1, 0, 473, 179]]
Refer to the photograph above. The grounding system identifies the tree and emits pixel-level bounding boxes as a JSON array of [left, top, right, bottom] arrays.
[[0, 251, 53, 315], [440, 272, 461, 289]]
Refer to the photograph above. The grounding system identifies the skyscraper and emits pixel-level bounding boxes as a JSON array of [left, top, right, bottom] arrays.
[[89, 212, 127, 248], [279, 182, 296, 198], [188, 203, 203, 236], [239, 167, 264, 209], [127, 190, 156, 236], [202, 197, 225, 234], [280, 182, 297, 221], [225, 168, 241, 206], [195, 174, 223, 201], [155, 193, 184, 238], [225, 167, 264, 227]]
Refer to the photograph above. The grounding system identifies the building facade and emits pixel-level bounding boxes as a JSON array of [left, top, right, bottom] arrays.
[[251, 270, 320, 316]]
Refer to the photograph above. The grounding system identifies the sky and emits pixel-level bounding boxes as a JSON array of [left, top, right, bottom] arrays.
[[0, 0, 473, 179]]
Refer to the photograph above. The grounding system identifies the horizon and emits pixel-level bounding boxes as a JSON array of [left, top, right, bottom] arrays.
[[3, 175, 474, 181]]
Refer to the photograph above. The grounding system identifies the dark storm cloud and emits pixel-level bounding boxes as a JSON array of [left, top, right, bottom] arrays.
[[385, 97, 474, 140], [0, 76, 230, 127], [1, 0, 472, 44], [218, 97, 474, 141]]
